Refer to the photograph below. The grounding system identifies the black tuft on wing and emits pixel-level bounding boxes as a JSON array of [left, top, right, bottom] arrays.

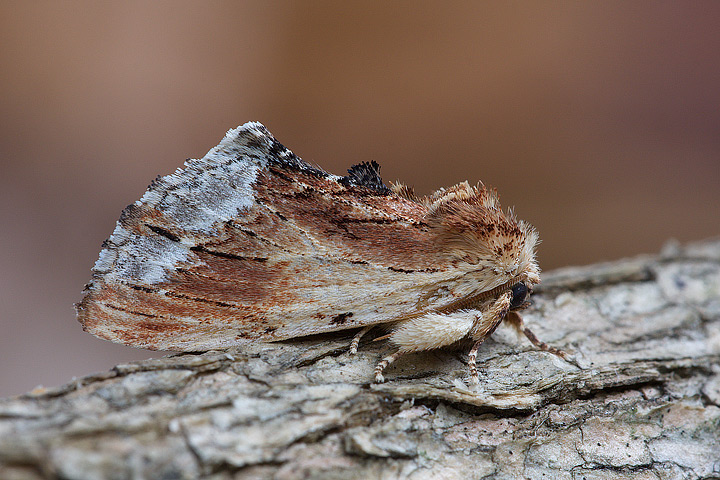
[[341, 161, 391, 193]]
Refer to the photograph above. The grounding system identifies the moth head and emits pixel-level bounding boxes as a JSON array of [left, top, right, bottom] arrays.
[[425, 181, 540, 287]]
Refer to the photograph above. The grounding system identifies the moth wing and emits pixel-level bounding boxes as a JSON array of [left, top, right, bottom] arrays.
[[78, 122, 499, 351]]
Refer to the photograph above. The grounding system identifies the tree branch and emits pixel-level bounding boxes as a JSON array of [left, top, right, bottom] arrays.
[[2, 238, 719, 479]]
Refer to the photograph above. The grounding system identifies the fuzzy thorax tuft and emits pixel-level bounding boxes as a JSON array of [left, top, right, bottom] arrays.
[[424, 182, 540, 284]]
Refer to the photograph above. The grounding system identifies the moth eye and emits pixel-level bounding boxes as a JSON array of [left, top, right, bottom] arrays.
[[509, 282, 529, 309]]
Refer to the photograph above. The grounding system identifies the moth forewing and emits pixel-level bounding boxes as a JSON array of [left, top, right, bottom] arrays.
[[78, 121, 570, 383]]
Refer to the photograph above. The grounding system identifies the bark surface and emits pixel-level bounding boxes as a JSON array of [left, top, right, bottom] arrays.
[[2, 239, 720, 479]]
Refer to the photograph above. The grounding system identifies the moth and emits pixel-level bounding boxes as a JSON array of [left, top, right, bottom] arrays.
[[77, 121, 570, 383]]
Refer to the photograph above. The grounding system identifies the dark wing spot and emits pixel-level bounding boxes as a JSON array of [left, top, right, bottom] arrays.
[[118, 202, 142, 224], [146, 224, 181, 242], [190, 245, 268, 262], [330, 312, 354, 325]]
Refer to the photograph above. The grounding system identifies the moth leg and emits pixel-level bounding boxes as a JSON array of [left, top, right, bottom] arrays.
[[374, 352, 403, 383], [504, 311, 579, 367], [349, 326, 373, 354], [467, 341, 483, 384], [467, 292, 512, 384], [374, 311, 478, 383]]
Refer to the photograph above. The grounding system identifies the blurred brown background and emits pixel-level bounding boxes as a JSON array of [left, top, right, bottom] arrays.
[[1, 1, 719, 397]]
